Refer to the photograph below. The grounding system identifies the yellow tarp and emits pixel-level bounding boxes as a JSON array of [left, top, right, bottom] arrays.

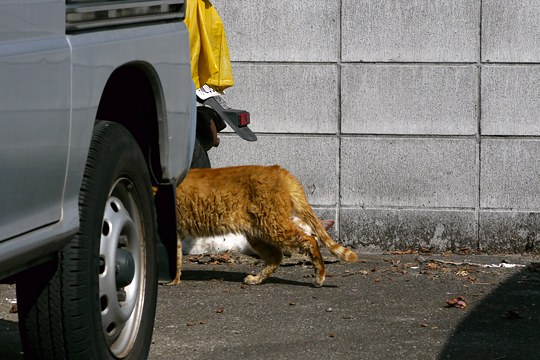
[[185, 0, 234, 92]]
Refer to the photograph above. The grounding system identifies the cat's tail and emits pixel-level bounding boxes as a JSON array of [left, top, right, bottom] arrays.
[[286, 172, 357, 263], [301, 209, 358, 263]]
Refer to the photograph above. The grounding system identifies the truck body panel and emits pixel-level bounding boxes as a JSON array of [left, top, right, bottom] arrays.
[[0, 0, 194, 281]]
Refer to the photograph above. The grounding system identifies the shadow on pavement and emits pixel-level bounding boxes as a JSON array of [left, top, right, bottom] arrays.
[[180, 269, 337, 288], [439, 265, 540, 359], [0, 319, 23, 360]]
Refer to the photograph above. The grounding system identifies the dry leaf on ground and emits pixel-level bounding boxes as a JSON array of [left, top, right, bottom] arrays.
[[446, 296, 467, 309]]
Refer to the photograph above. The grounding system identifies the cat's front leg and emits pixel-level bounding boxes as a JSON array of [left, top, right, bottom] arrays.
[[314, 273, 325, 288], [243, 239, 282, 285], [167, 274, 182, 286], [243, 274, 262, 285], [243, 264, 279, 285], [165, 237, 183, 286]]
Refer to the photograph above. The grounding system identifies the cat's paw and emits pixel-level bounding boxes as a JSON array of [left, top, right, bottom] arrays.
[[314, 275, 325, 288], [165, 278, 182, 286], [243, 274, 262, 285]]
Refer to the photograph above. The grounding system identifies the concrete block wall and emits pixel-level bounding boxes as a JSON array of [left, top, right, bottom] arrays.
[[208, 0, 540, 253]]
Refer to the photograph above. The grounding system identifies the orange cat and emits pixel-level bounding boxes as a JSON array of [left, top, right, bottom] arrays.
[[169, 165, 357, 287]]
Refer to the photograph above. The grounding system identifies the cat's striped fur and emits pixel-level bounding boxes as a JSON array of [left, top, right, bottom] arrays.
[[168, 165, 357, 287]]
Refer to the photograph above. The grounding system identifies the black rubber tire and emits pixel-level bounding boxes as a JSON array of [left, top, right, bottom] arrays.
[[190, 137, 211, 168], [17, 121, 158, 360]]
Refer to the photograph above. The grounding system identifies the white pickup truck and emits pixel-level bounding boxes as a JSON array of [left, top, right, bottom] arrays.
[[0, 1, 195, 358]]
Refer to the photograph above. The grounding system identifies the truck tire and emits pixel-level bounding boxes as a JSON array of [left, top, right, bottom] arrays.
[[17, 121, 158, 360]]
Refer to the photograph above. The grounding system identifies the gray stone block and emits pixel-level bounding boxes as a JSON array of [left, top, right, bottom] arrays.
[[208, 134, 339, 205], [225, 63, 338, 134], [341, 65, 478, 135], [213, 0, 339, 62], [482, 0, 540, 62], [481, 66, 540, 135], [481, 139, 540, 209], [480, 211, 540, 253], [342, 0, 479, 62], [340, 208, 477, 252], [341, 137, 477, 208]]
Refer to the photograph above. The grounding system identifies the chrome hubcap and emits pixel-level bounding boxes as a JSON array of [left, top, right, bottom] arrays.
[[98, 179, 146, 358]]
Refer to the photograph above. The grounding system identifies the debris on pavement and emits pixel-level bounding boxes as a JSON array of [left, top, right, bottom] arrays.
[[188, 253, 236, 265], [342, 269, 369, 277], [455, 269, 469, 277], [430, 258, 526, 269], [446, 296, 467, 309], [186, 320, 208, 326], [9, 304, 17, 314], [4, 297, 17, 314], [390, 249, 418, 255]]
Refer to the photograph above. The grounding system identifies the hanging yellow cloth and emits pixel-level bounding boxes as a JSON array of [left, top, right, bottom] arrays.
[[184, 0, 234, 92]]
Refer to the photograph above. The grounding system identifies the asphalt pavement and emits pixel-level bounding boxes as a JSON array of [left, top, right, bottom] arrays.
[[1, 252, 539, 360]]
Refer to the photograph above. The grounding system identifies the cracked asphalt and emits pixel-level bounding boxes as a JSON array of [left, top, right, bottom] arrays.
[[1, 252, 539, 359]]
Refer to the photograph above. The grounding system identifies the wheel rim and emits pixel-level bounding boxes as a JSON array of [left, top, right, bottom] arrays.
[[99, 178, 146, 358]]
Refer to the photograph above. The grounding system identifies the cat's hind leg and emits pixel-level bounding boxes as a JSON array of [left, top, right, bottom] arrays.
[[286, 225, 326, 287], [300, 234, 326, 287], [244, 239, 283, 285], [273, 220, 326, 287]]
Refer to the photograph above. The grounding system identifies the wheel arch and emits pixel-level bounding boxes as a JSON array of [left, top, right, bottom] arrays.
[[95, 62, 178, 282], [96, 62, 165, 184]]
